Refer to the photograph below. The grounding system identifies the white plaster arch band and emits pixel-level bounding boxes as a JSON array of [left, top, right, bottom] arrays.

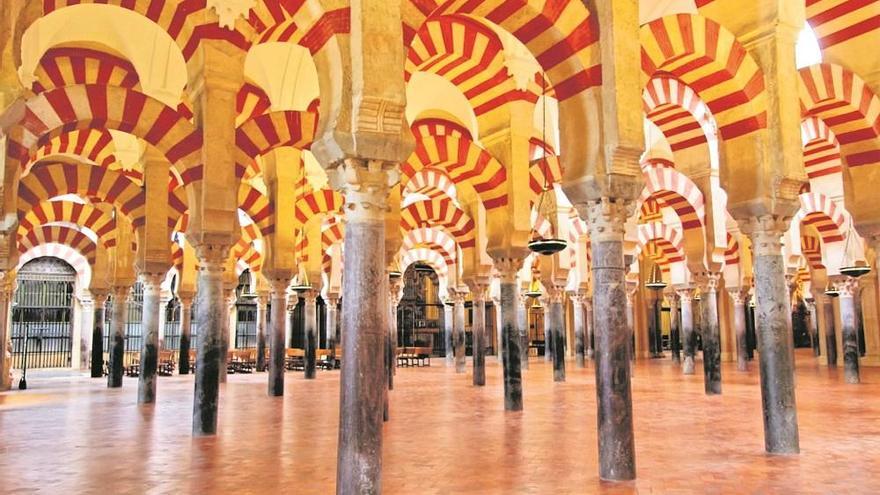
[[403, 227, 457, 263], [792, 192, 849, 242], [642, 76, 718, 151], [405, 168, 458, 201], [636, 167, 706, 230], [635, 222, 685, 263], [401, 248, 449, 292], [16, 243, 92, 290]]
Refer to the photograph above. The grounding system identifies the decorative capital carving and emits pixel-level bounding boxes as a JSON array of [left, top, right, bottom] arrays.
[[194, 243, 231, 272], [467, 282, 489, 302], [727, 287, 750, 306], [493, 257, 523, 283], [329, 158, 398, 223], [451, 290, 467, 305], [675, 287, 695, 302], [697, 272, 721, 293], [738, 214, 788, 256], [139, 272, 165, 294], [542, 285, 565, 304], [207, 0, 255, 30], [584, 197, 633, 242]]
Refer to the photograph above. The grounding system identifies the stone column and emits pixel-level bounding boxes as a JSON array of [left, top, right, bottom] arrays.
[[191, 244, 229, 436], [836, 277, 861, 384], [742, 217, 800, 453], [806, 298, 820, 357], [178, 295, 193, 375], [517, 293, 530, 369], [0, 274, 14, 390], [729, 288, 750, 371], [821, 294, 838, 366], [267, 280, 289, 396], [218, 289, 235, 383], [137, 273, 165, 404], [625, 285, 636, 361], [546, 287, 566, 382], [303, 289, 318, 379], [492, 296, 503, 363], [469, 283, 488, 386], [387, 277, 402, 392], [571, 292, 586, 368], [585, 198, 636, 480], [326, 295, 339, 354], [452, 291, 467, 373], [255, 293, 268, 372], [158, 295, 171, 350], [443, 302, 453, 365], [90, 292, 109, 378], [494, 258, 524, 410], [107, 285, 129, 388], [676, 288, 696, 375], [699, 273, 722, 395], [668, 291, 681, 364], [585, 296, 595, 359]]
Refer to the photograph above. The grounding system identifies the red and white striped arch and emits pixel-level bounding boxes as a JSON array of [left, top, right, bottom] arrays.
[[32, 47, 139, 94], [18, 199, 117, 249], [17, 225, 97, 266], [643, 76, 716, 153], [637, 167, 706, 230], [801, 116, 843, 179], [405, 168, 458, 201], [793, 192, 848, 244], [806, 0, 880, 50], [798, 63, 880, 170], [403, 227, 457, 266], [529, 139, 562, 197], [294, 188, 345, 225], [248, 2, 350, 52], [235, 110, 319, 179], [401, 247, 450, 288], [636, 222, 685, 265], [236, 83, 273, 127], [411, 117, 471, 140], [640, 14, 767, 140], [16, 243, 92, 289], [238, 183, 274, 236], [801, 234, 825, 270], [401, 197, 476, 249], [724, 232, 740, 267]]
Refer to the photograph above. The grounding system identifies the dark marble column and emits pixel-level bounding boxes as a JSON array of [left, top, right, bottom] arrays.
[[191, 245, 229, 436], [303, 290, 318, 379], [443, 303, 454, 366], [470, 284, 488, 386], [729, 288, 749, 372], [836, 278, 861, 384], [546, 288, 566, 382], [219, 290, 235, 383], [668, 291, 681, 364], [517, 293, 530, 369], [806, 298, 820, 357], [585, 198, 636, 480], [625, 285, 636, 362], [585, 296, 595, 360], [255, 294, 268, 372], [744, 219, 799, 454], [822, 294, 837, 366], [492, 296, 503, 364], [699, 273, 722, 395], [453, 292, 466, 373], [107, 285, 129, 388], [90, 292, 108, 378], [137, 273, 164, 404], [572, 292, 586, 368], [676, 288, 696, 375], [326, 295, 339, 355], [178, 295, 193, 375], [494, 258, 524, 411], [267, 283, 290, 396]]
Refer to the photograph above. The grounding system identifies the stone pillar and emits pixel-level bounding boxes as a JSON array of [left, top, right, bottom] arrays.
[[677, 288, 696, 374], [742, 218, 800, 454], [517, 293, 530, 369], [668, 291, 681, 364], [178, 295, 193, 375], [806, 298, 820, 357], [585, 198, 636, 480], [255, 293, 268, 372], [492, 296, 503, 363], [822, 294, 838, 366], [729, 288, 750, 371], [585, 296, 595, 359], [191, 244, 229, 436], [546, 287, 566, 381], [469, 284, 488, 386], [303, 289, 318, 379], [90, 292, 108, 378], [494, 258, 524, 411], [107, 285, 129, 388], [326, 295, 339, 354], [0, 274, 14, 390], [699, 273, 722, 395], [443, 302, 453, 366], [158, 295, 171, 350], [219, 289, 235, 383], [267, 281, 289, 396], [836, 277, 861, 384], [137, 273, 164, 404], [452, 291, 466, 373], [571, 292, 586, 368], [625, 285, 636, 362]]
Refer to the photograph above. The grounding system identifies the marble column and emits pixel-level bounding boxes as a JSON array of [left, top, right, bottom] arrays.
[[836, 277, 861, 384], [585, 296, 595, 359], [729, 288, 750, 371], [492, 296, 503, 363], [0, 275, 14, 391], [90, 292, 108, 378], [822, 294, 838, 366], [676, 288, 696, 375], [470, 284, 488, 386], [585, 198, 636, 480], [494, 258, 524, 411], [326, 296, 339, 355], [191, 245, 229, 436], [668, 292, 681, 364], [443, 302, 453, 366], [543, 300, 552, 363], [137, 273, 164, 404], [107, 285, 129, 388], [517, 293, 530, 369], [387, 277, 403, 392], [625, 285, 636, 362], [158, 295, 171, 350], [220, 290, 235, 382], [699, 274, 722, 395], [452, 291, 467, 373], [267, 282, 289, 396], [303, 289, 318, 379], [806, 299, 820, 357], [572, 292, 586, 368], [255, 294, 268, 372], [335, 161, 392, 494], [743, 218, 800, 454], [178, 295, 193, 375], [546, 287, 566, 382]]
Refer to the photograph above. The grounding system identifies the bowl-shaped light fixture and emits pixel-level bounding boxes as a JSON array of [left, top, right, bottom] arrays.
[[840, 259, 871, 278], [528, 238, 567, 256]]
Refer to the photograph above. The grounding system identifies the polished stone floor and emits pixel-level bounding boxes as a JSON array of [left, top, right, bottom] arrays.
[[1, 350, 879, 494]]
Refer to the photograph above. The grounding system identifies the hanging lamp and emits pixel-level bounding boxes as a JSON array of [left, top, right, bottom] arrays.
[[389, 259, 403, 279], [524, 274, 543, 299], [645, 263, 667, 290], [839, 223, 871, 278], [527, 75, 566, 256], [823, 280, 840, 297]]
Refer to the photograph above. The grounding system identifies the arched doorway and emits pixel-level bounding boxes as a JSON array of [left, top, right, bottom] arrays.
[[11, 257, 76, 369], [397, 264, 444, 355]]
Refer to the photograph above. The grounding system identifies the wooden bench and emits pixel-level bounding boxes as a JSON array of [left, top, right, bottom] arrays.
[[158, 350, 176, 376], [397, 347, 432, 367], [285, 348, 305, 370], [229, 349, 256, 373], [318, 349, 342, 370]]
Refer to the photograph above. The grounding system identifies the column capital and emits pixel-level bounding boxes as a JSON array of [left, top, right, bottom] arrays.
[[835, 276, 860, 298], [542, 285, 565, 304], [727, 287, 750, 306], [330, 158, 398, 223], [583, 197, 634, 242], [737, 214, 789, 256], [695, 271, 721, 293], [139, 272, 165, 293], [110, 285, 130, 299], [92, 290, 110, 306], [466, 282, 490, 302], [178, 292, 195, 308], [286, 291, 299, 310], [492, 257, 524, 283], [300, 289, 319, 304], [568, 291, 586, 307], [194, 243, 231, 271], [674, 286, 696, 301], [265, 275, 291, 295], [450, 290, 467, 305]]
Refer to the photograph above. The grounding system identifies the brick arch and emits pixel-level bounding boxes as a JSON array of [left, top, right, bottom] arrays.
[[17, 161, 145, 228], [643, 76, 716, 153], [801, 116, 843, 179], [400, 197, 475, 249], [528, 139, 562, 197], [640, 14, 767, 140], [235, 110, 319, 179], [635, 222, 685, 266], [403, 227, 457, 266], [33, 46, 140, 92], [236, 83, 273, 127], [238, 183, 274, 236], [18, 199, 117, 249], [637, 167, 706, 231], [400, 247, 450, 285], [16, 243, 92, 288], [724, 232, 740, 267], [17, 225, 97, 266], [248, 2, 349, 51], [232, 223, 263, 274], [793, 192, 848, 244], [801, 234, 825, 270], [29, 128, 121, 175], [294, 188, 345, 225], [405, 168, 458, 201]]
